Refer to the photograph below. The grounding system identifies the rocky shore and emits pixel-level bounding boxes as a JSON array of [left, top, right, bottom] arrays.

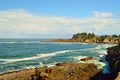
[[45, 33, 120, 43], [0, 63, 99, 80], [90, 43, 120, 80], [0, 44, 120, 80]]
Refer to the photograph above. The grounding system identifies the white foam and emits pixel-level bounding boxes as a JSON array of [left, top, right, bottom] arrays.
[[0, 41, 18, 44], [89, 60, 106, 69], [0, 56, 41, 64], [99, 54, 104, 57], [0, 50, 72, 64], [0, 41, 45, 44], [73, 56, 88, 60], [95, 50, 107, 55], [72, 56, 106, 69], [26, 66, 36, 69], [45, 42, 88, 45]]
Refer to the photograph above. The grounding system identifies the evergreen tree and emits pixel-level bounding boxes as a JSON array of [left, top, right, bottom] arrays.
[[80, 32, 87, 38], [112, 35, 118, 38]]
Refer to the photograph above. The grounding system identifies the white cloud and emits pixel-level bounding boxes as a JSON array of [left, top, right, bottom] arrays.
[[93, 11, 116, 18], [0, 9, 120, 38]]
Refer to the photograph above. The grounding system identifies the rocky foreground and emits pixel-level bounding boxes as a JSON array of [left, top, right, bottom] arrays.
[[0, 44, 120, 80], [0, 63, 99, 80]]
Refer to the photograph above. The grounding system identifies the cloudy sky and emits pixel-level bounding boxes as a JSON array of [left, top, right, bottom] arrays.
[[0, 0, 120, 38]]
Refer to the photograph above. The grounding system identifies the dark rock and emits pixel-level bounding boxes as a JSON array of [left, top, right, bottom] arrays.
[[55, 62, 69, 66], [80, 57, 94, 61], [89, 43, 120, 80], [105, 44, 120, 73]]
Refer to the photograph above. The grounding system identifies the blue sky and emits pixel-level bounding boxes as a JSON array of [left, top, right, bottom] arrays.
[[0, 0, 120, 38]]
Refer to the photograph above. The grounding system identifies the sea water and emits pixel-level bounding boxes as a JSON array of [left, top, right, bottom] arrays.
[[0, 38, 116, 74]]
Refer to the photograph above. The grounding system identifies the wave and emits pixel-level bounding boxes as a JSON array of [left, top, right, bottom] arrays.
[[76, 45, 109, 55], [73, 56, 88, 60], [0, 41, 89, 45], [0, 56, 42, 64], [37, 50, 73, 57], [0, 41, 44, 44], [71, 55, 106, 69], [48, 42, 88, 44], [0, 50, 72, 64]]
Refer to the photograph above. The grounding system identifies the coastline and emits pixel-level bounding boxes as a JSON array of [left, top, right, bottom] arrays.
[[0, 62, 99, 80], [0, 43, 120, 80], [44, 38, 120, 44], [0, 62, 119, 80], [44, 33, 120, 44]]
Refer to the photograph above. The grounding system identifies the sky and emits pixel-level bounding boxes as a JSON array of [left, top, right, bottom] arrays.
[[0, 0, 120, 38]]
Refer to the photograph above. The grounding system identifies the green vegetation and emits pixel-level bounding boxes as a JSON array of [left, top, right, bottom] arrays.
[[72, 32, 120, 43]]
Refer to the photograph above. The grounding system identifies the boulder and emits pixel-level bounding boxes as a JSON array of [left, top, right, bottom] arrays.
[[80, 57, 94, 61]]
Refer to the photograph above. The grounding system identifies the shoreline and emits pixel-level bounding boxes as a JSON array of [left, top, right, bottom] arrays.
[[44, 38, 120, 44], [0, 61, 119, 80], [0, 62, 99, 80], [0, 43, 120, 80], [0, 43, 114, 75], [0, 60, 102, 75]]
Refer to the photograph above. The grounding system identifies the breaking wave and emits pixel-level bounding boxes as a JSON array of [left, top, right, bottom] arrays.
[[0, 50, 73, 64]]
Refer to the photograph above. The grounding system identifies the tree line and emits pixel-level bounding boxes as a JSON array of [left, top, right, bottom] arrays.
[[72, 32, 120, 43]]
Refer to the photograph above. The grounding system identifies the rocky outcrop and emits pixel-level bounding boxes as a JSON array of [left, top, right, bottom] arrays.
[[45, 33, 120, 44], [80, 57, 94, 61], [45, 38, 77, 42], [0, 68, 35, 80], [106, 43, 120, 73], [91, 43, 120, 80], [0, 62, 99, 80], [37, 62, 99, 80]]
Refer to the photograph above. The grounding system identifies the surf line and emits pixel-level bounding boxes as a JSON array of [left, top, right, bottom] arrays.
[[0, 50, 72, 64]]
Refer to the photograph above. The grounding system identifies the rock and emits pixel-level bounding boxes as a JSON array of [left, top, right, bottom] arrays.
[[85, 39, 91, 43], [105, 44, 120, 72], [40, 72, 49, 77], [44, 33, 120, 44], [105, 43, 120, 79], [55, 62, 69, 66], [80, 57, 94, 61], [0, 62, 99, 80], [89, 43, 120, 80]]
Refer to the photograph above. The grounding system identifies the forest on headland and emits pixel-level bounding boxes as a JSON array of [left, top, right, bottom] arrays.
[[47, 32, 120, 43], [72, 32, 120, 43]]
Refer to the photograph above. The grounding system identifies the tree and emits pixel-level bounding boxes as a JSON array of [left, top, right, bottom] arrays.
[[87, 33, 95, 39], [72, 33, 80, 38], [99, 36, 106, 42], [80, 32, 87, 38], [91, 32, 95, 37], [112, 35, 118, 38]]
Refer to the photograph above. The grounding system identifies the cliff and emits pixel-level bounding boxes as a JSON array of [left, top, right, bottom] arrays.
[[72, 33, 120, 43], [91, 43, 120, 80], [46, 33, 120, 43], [106, 43, 120, 73]]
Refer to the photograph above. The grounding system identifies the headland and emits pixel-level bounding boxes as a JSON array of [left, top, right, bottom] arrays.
[[45, 32, 120, 44]]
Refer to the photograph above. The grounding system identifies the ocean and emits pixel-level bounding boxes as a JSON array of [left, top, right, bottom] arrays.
[[0, 38, 116, 74]]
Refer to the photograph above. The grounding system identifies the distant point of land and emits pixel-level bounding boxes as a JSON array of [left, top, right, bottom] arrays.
[[46, 32, 120, 44]]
